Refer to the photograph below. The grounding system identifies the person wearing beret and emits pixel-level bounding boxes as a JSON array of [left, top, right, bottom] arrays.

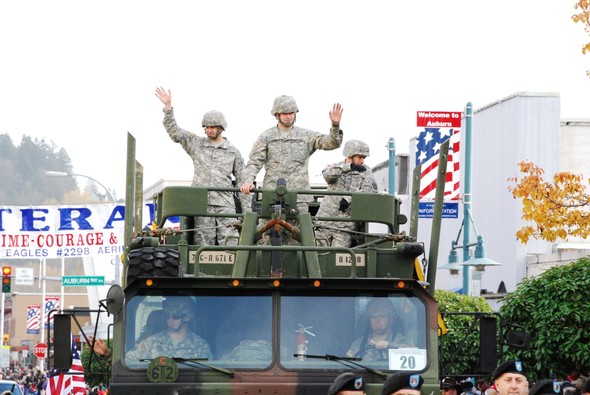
[[441, 377, 462, 395], [381, 372, 424, 395], [493, 360, 529, 395], [529, 380, 563, 395], [327, 372, 366, 395]]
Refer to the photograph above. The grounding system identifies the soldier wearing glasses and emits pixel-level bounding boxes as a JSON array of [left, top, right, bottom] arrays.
[[126, 298, 212, 361]]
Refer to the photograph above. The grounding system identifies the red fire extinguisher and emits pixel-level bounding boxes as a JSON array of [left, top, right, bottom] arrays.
[[295, 324, 316, 360]]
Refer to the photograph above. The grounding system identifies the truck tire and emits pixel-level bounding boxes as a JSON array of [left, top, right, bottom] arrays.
[[127, 247, 181, 284]]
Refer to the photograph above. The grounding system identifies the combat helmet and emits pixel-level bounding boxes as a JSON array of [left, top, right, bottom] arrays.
[[202, 110, 228, 131], [365, 298, 396, 318], [163, 297, 194, 317], [271, 95, 299, 115], [343, 140, 370, 158]]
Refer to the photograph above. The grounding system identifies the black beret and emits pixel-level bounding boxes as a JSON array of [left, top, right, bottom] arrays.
[[493, 360, 526, 379], [529, 380, 563, 395], [381, 372, 424, 395], [328, 373, 366, 395]]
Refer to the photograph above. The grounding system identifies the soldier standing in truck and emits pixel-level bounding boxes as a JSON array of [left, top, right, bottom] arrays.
[[314, 139, 378, 247], [239, 95, 344, 214], [155, 86, 250, 245]]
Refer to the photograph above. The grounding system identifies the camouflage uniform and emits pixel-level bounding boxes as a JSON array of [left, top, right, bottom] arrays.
[[125, 329, 212, 361], [243, 97, 343, 211], [163, 108, 250, 245], [346, 332, 415, 362], [346, 298, 414, 362], [315, 141, 378, 247]]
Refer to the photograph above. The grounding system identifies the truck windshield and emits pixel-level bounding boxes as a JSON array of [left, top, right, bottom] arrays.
[[123, 292, 427, 371]]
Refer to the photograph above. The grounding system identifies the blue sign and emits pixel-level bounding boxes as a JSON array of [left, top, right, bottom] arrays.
[[418, 202, 459, 219]]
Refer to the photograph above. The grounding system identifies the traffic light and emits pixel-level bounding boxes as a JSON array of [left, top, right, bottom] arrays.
[[2, 266, 11, 293]]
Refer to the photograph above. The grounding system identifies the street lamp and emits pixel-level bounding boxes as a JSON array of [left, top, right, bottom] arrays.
[[439, 103, 501, 296], [462, 235, 501, 272], [438, 242, 461, 277], [44, 170, 121, 285], [44, 171, 117, 203]]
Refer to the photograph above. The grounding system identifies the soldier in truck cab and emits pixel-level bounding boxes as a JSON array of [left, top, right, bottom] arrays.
[[155, 86, 250, 246], [125, 297, 212, 362], [346, 298, 414, 361]]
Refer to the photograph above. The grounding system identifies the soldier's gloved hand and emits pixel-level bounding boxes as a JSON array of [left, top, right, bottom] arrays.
[[339, 198, 350, 212], [351, 163, 366, 172]]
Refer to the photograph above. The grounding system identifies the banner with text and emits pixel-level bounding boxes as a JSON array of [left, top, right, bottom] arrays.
[[0, 203, 172, 259]]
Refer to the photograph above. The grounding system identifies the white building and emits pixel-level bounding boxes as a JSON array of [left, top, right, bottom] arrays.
[[373, 92, 590, 296]]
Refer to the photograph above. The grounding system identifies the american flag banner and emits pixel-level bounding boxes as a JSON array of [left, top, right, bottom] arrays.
[[415, 111, 462, 201], [44, 296, 60, 329], [27, 305, 41, 334], [46, 337, 86, 395]]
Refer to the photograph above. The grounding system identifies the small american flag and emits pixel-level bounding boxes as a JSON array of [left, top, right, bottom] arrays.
[[44, 296, 60, 329], [415, 127, 461, 201], [27, 305, 41, 334], [46, 337, 86, 395]]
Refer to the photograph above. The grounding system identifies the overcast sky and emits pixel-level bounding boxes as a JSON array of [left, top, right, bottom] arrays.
[[1, 0, 589, 200]]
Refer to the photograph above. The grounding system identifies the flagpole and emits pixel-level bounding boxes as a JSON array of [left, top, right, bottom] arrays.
[[40, 257, 46, 371], [61, 257, 65, 312], [388, 137, 396, 194], [0, 293, 4, 348], [462, 102, 473, 295]]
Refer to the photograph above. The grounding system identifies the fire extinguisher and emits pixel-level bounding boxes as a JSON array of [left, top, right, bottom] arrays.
[[295, 324, 316, 360]]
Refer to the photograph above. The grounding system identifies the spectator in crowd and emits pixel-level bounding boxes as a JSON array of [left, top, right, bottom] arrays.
[[441, 377, 462, 395], [381, 372, 424, 395], [529, 380, 564, 395], [327, 372, 366, 395], [493, 360, 528, 395]]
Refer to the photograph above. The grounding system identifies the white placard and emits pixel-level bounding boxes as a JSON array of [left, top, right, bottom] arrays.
[[388, 348, 427, 370], [15, 267, 34, 285]]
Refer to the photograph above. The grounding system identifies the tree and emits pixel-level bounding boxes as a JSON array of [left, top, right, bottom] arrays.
[[0, 133, 78, 204], [436, 290, 493, 376], [499, 258, 590, 381], [81, 340, 111, 387], [573, 1, 590, 77], [508, 161, 590, 244]]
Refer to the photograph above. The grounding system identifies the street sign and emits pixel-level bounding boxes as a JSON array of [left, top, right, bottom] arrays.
[[0, 347, 9, 368], [34, 342, 48, 359], [62, 275, 105, 286], [15, 268, 34, 285]]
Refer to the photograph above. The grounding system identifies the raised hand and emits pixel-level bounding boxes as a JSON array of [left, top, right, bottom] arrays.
[[155, 86, 172, 110]]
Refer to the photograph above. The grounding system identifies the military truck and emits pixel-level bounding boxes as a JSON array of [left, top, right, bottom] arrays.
[[52, 133, 450, 395]]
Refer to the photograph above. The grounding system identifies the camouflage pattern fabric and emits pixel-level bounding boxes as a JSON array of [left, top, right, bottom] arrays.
[[243, 125, 343, 203], [125, 329, 212, 361], [194, 206, 241, 246], [163, 109, 251, 244], [315, 161, 378, 247], [220, 339, 272, 361], [345, 332, 415, 362]]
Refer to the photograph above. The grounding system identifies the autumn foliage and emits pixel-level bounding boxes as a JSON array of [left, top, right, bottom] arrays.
[[573, 0, 590, 76], [508, 161, 590, 243]]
